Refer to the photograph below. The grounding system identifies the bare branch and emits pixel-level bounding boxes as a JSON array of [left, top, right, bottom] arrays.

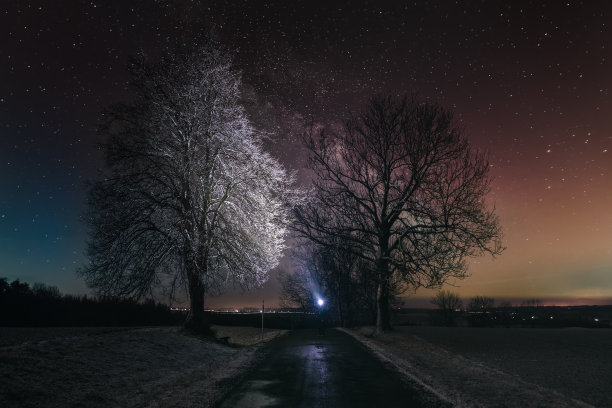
[[292, 95, 504, 331]]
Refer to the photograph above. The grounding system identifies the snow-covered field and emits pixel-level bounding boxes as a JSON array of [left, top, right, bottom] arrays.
[[342, 326, 611, 408], [0, 325, 286, 407]]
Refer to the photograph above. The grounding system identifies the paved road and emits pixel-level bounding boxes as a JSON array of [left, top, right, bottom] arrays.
[[217, 329, 443, 408]]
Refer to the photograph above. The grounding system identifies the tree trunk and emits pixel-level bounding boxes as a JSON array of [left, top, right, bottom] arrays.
[[375, 283, 384, 334], [336, 285, 345, 327], [375, 234, 392, 333], [375, 250, 392, 334], [184, 268, 210, 334], [375, 278, 391, 333]]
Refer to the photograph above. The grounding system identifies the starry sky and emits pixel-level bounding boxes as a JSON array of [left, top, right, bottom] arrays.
[[2, 0, 611, 308]]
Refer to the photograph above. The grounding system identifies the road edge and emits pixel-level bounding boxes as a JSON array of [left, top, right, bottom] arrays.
[[337, 327, 454, 407], [211, 329, 291, 407]]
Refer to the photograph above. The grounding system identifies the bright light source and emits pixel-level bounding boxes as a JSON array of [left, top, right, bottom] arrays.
[[317, 298, 324, 307]]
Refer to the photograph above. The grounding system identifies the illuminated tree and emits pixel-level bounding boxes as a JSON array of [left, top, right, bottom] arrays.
[[79, 44, 295, 332], [294, 96, 503, 333]]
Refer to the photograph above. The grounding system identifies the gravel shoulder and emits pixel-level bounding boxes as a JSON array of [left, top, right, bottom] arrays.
[[0, 325, 286, 407], [341, 326, 601, 408]]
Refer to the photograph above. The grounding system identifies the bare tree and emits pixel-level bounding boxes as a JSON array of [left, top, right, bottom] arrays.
[[280, 239, 378, 326], [313, 240, 378, 327], [431, 290, 463, 325], [278, 268, 315, 312], [521, 298, 543, 308], [294, 96, 503, 333], [468, 296, 495, 313], [79, 44, 295, 332], [521, 298, 544, 320]]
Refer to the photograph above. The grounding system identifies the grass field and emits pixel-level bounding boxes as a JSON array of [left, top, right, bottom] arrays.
[[345, 326, 611, 407], [0, 326, 285, 407], [406, 326, 611, 407]]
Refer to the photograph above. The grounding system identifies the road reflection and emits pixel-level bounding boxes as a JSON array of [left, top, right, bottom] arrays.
[[218, 329, 431, 408]]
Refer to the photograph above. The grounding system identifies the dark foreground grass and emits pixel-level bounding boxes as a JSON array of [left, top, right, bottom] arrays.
[[405, 326, 612, 407], [344, 326, 607, 407], [0, 326, 284, 407]]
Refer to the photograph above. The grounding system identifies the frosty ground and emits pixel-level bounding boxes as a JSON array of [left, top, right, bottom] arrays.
[[1, 325, 610, 407], [0, 325, 285, 407], [343, 326, 611, 408]]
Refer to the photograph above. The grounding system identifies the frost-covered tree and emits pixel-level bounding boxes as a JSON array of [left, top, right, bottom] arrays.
[[294, 96, 504, 333], [79, 44, 295, 332]]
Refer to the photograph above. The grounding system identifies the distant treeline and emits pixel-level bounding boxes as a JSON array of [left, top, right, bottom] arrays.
[[423, 291, 612, 328], [0, 278, 183, 327]]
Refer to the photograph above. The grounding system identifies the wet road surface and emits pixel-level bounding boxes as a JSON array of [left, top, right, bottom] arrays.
[[217, 329, 442, 408]]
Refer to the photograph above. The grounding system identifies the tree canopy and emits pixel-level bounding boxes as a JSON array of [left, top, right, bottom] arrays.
[[294, 96, 503, 332], [79, 44, 296, 332]]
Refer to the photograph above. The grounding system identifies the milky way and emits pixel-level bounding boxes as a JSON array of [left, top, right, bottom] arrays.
[[1, 1, 611, 306]]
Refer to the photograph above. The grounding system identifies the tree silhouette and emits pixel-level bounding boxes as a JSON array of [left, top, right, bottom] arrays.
[[79, 44, 295, 332], [431, 290, 463, 326], [280, 240, 378, 326], [278, 267, 315, 312], [468, 295, 495, 313], [294, 96, 503, 332]]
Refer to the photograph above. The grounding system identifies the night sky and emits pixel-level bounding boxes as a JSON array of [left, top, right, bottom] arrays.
[[2, 1, 611, 308]]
